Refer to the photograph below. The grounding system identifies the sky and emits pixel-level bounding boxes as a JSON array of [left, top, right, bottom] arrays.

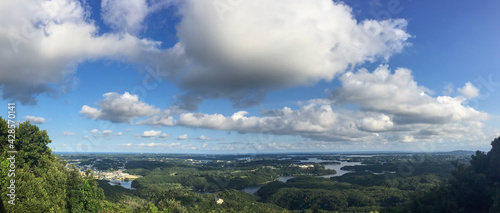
[[1, 0, 499, 154]]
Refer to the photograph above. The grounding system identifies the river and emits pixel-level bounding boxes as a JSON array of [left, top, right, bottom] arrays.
[[107, 158, 361, 193], [240, 159, 363, 195], [318, 161, 363, 178], [108, 180, 136, 190]]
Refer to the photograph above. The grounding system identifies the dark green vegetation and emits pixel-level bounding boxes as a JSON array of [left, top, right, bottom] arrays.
[[404, 137, 500, 213], [0, 118, 105, 212], [255, 157, 459, 212], [59, 152, 474, 212], [2, 118, 500, 212], [125, 158, 337, 192]]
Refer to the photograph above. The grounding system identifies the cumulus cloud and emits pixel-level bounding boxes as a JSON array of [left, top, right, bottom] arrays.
[[115, 132, 123, 136], [139, 142, 157, 147], [136, 142, 189, 149], [2, 0, 410, 109], [0, 0, 163, 104], [331, 65, 489, 124], [356, 114, 394, 132], [198, 135, 208, 140], [63, 131, 76, 136], [458, 82, 480, 99], [129, 64, 491, 144], [177, 104, 339, 135], [102, 130, 113, 135], [136, 109, 175, 126], [80, 92, 159, 123], [142, 130, 161, 137], [101, 0, 149, 33], [167, 0, 411, 109], [402, 135, 414, 143], [101, 0, 174, 33], [135, 103, 370, 141], [177, 134, 188, 140], [24, 115, 46, 124], [159, 133, 170, 138]]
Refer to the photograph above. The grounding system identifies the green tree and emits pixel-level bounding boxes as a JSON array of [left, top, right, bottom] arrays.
[[0, 119, 67, 212], [66, 167, 104, 212], [0, 118, 106, 212], [407, 136, 500, 213]]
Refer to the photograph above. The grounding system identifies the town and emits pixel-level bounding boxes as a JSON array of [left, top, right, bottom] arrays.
[[64, 156, 141, 181]]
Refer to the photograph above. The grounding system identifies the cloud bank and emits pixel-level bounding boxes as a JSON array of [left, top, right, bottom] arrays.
[[171, 0, 411, 109], [1, 0, 410, 109], [82, 65, 490, 143]]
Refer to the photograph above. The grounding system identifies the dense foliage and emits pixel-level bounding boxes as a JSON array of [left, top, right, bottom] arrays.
[[257, 175, 430, 212], [0, 118, 106, 212], [404, 137, 500, 213]]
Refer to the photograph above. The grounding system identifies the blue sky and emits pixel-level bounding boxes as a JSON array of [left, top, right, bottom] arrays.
[[1, 0, 499, 153]]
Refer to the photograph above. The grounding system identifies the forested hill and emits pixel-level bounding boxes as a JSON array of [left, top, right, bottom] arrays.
[[0, 118, 106, 212], [406, 136, 500, 212]]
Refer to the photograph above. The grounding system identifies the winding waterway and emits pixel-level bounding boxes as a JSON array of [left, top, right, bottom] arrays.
[[108, 158, 365, 193], [241, 159, 363, 194], [108, 180, 136, 190]]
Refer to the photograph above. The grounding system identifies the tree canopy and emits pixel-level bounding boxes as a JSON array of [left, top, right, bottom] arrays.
[[406, 136, 500, 213], [0, 118, 106, 212]]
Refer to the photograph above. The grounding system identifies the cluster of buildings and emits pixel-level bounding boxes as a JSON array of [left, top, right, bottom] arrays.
[[65, 158, 140, 181], [291, 164, 315, 169], [97, 170, 141, 181]]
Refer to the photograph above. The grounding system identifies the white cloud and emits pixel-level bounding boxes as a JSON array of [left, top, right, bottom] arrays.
[[135, 142, 193, 149], [159, 133, 170, 138], [102, 130, 113, 135], [167, 0, 411, 109], [115, 132, 123, 136], [101, 0, 149, 33], [144, 142, 157, 147], [82, 135, 89, 139], [198, 135, 208, 140], [356, 114, 394, 132], [177, 134, 188, 140], [135, 109, 175, 126], [24, 115, 46, 124], [402, 135, 414, 143], [130, 65, 491, 144], [168, 104, 375, 142], [141, 130, 161, 137], [2, 0, 410, 110], [101, 0, 173, 34], [63, 131, 76, 136], [442, 82, 454, 95], [80, 92, 160, 123], [0, 0, 162, 104], [90, 129, 100, 133], [331, 65, 489, 124], [177, 104, 338, 135], [458, 82, 480, 99]]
